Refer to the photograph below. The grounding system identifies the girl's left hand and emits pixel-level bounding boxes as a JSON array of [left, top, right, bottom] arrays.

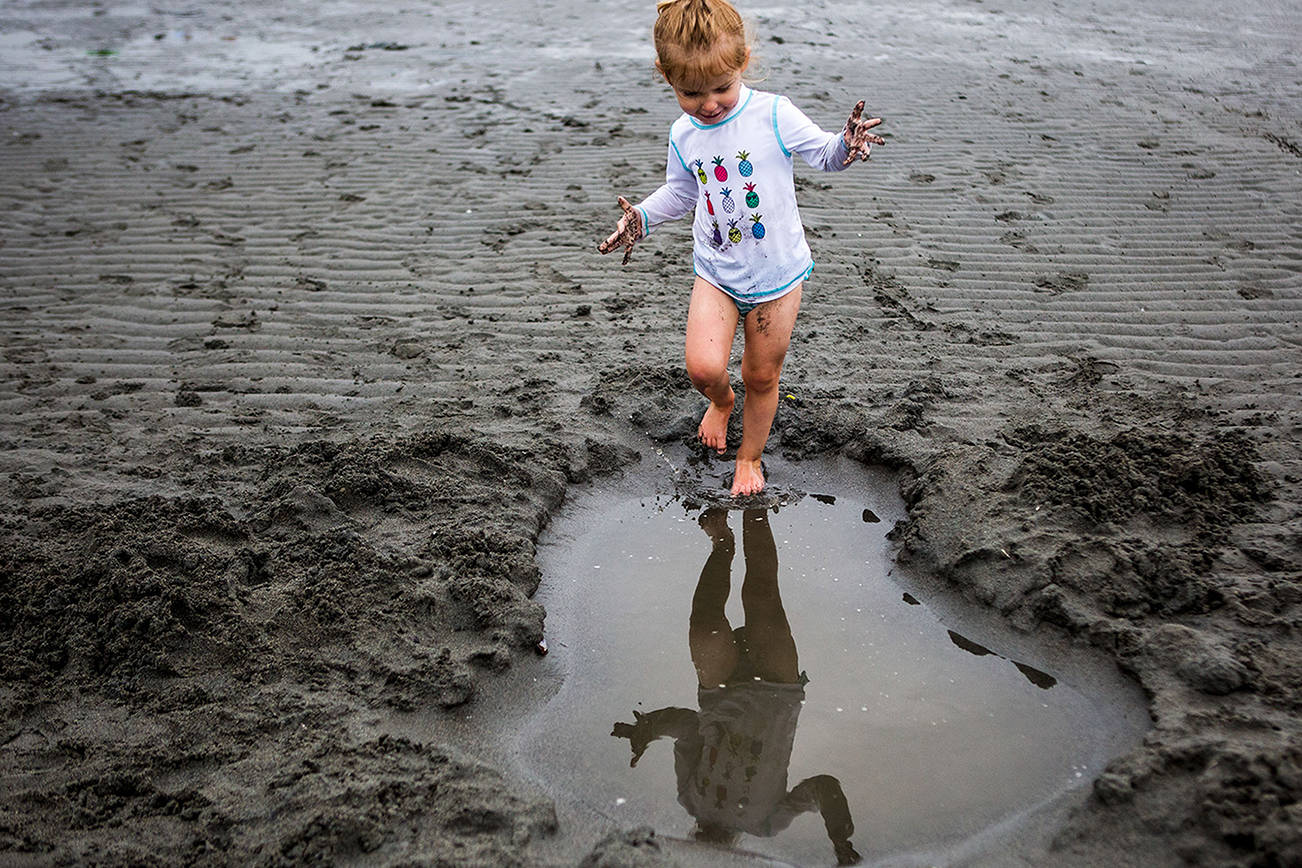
[[842, 100, 885, 165]]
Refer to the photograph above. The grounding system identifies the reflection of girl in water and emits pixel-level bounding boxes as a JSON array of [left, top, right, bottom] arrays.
[[612, 508, 861, 865]]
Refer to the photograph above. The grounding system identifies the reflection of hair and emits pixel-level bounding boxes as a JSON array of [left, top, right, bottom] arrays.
[[692, 820, 743, 847], [653, 0, 750, 86]]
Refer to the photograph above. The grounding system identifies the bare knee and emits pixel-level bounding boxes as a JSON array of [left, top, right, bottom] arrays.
[[687, 357, 729, 394], [741, 361, 781, 396]]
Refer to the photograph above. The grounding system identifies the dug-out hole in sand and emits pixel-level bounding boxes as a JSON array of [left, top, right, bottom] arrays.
[[525, 451, 1148, 866]]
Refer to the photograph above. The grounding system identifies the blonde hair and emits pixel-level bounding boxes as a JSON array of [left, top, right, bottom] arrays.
[[653, 0, 751, 87]]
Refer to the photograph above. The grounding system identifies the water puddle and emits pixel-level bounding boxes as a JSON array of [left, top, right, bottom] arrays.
[[524, 453, 1147, 866]]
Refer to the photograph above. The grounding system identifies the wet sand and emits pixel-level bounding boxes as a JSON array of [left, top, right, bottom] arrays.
[[1, 0, 1299, 864]]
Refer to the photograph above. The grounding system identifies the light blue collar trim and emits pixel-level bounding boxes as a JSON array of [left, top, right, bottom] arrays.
[[688, 85, 753, 130]]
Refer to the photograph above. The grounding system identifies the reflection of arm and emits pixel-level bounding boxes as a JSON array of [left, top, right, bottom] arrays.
[[773, 775, 860, 865], [611, 707, 699, 767]]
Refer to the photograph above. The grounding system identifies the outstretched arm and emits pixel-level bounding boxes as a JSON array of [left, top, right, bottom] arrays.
[[774, 96, 884, 173], [610, 707, 699, 767], [841, 100, 885, 165], [597, 137, 697, 264]]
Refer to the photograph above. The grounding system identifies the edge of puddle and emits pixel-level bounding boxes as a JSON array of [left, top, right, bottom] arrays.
[[376, 448, 1151, 866]]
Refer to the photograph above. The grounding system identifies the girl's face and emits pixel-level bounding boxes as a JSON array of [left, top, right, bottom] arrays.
[[668, 70, 744, 125]]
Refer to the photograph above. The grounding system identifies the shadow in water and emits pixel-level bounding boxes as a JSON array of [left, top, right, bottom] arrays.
[[611, 508, 861, 866]]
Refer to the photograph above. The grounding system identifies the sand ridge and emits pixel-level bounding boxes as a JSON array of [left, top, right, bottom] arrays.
[[1, 0, 1299, 864]]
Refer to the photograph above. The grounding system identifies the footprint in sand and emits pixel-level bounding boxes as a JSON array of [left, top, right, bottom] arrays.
[[1145, 191, 1171, 212], [926, 258, 960, 272], [1034, 272, 1089, 294]]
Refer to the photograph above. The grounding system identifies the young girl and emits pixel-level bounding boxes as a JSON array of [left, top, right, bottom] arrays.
[[598, 0, 884, 497]]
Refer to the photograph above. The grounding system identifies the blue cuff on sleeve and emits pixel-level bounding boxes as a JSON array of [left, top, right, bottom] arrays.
[[832, 133, 850, 167]]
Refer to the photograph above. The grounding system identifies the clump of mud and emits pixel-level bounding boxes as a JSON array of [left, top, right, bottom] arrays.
[[1006, 427, 1271, 621], [2, 496, 247, 687], [0, 428, 632, 862], [1006, 426, 1269, 530]]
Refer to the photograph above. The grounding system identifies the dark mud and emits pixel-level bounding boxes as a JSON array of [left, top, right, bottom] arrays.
[[2, 0, 1300, 864], [0, 432, 624, 863]]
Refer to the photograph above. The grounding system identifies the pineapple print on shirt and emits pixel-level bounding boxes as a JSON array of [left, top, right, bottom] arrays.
[[696, 147, 767, 248], [636, 87, 843, 300]]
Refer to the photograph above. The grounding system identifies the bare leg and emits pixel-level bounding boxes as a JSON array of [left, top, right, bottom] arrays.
[[685, 277, 740, 454], [733, 284, 802, 496], [739, 508, 799, 683], [688, 508, 740, 688]]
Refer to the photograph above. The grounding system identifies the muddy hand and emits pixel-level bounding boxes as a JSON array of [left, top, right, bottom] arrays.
[[842, 100, 885, 165], [597, 196, 644, 265], [611, 710, 652, 766]]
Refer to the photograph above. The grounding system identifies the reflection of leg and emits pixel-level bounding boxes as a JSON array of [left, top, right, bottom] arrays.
[[740, 508, 799, 683], [689, 508, 739, 687]]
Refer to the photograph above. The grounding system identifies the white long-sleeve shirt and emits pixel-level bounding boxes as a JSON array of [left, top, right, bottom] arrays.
[[636, 86, 852, 305]]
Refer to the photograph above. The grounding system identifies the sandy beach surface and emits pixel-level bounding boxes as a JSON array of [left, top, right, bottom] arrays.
[[1, 0, 1299, 864]]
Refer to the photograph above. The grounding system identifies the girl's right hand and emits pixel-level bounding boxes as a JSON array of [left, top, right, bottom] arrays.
[[597, 196, 645, 265], [842, 100, 885, 165]]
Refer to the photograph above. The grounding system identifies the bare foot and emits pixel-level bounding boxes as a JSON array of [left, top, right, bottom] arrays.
[[698, 396, 733, 454], [731, 457, 765, 496], [698, 507, 732, 542]]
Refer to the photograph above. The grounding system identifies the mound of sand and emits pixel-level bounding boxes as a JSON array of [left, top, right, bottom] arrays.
[[1, 0, 1298, 864]]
